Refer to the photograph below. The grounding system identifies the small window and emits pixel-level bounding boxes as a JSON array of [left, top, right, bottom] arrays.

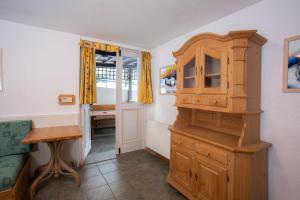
[[95, 49, 139, 103], [121, 53, 139, 103], [95, 50, 116, 89]]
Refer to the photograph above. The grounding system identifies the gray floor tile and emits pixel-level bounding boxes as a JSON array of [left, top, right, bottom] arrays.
[[98, 162, 118, 174], [108, 180, 134, 196], [79, 167, 101, 180], [87, 128, 116, 164], [86, 185, 116, 200], [81, 174, 107, 191], [103, 170, 126, 184], [34, 150, 187, 200]]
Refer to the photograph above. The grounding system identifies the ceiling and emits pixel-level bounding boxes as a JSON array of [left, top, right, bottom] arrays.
[[0, 0, 260, 49]]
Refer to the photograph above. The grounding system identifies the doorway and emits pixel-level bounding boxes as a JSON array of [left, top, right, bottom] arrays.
[[82, 48, 144, 164], [85, 50, 117, 164]]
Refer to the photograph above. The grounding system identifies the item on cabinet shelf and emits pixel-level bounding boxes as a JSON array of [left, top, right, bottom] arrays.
[[283, 34, 300, 92], [160, 64, 177, 94], [58, 94, 75, 105], [168, 30, 272, 200]]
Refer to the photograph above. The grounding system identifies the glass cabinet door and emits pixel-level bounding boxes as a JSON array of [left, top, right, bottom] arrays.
[[183, 57, 196, 88], [204, 54, 221, 88], [200, 47, 227, 94]]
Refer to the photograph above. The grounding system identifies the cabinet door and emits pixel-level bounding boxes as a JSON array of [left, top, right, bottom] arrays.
[[195, 160, 228, 200], [198, 47, 228, 94], [178, 51, 198, 94], [170, 147, 194, 191]]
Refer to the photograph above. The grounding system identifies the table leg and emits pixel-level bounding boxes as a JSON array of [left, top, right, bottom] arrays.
[[30, 141, 81, 200]]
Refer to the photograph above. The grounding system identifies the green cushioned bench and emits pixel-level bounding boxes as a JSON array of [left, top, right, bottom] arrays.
[[0, 154, 27, 190], [0, 120, 32, 200]]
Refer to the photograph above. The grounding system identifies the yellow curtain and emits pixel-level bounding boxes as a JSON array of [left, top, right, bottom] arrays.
[[138, 52, 153, 104], [79, 40, 119, 104], [80, 46, 97, 104]]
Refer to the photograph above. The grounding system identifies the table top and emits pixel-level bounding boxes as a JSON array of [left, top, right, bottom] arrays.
[[22, 125, 82, 144], [90, 110, 116, 117]]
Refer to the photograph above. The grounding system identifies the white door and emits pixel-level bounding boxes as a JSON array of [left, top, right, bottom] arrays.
[[116, 48, 145, 153], [80, 104, 92, 161]]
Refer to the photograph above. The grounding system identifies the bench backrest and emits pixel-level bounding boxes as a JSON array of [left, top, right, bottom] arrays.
[[0, 120, 32, 157]]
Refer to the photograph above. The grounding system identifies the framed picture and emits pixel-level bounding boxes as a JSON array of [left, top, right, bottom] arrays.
[[160, 64, 176, 94], [58, 94, 76, 105], [283, 34, 300, 92], [0, 48, 3, 92]]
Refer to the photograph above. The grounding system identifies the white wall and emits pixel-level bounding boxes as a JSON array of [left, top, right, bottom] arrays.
[[0, 19, 147, 171], [147, 0, 300, 199], [0, 20, 80, 116], [97, 87, 116, 105], [0, 19, 82, 171]]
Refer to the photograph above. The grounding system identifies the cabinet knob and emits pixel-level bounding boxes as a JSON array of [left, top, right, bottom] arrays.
[[213, 100, 218, 104]]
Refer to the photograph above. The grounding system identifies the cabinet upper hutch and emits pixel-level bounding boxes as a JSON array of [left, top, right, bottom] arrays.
[[175, 30, 267, 113], [168, 30, 271, 200]]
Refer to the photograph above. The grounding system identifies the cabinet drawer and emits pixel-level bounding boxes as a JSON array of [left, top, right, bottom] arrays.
[[208, 96, 227, 107], [177, 94, 192, 104], [196, 142, 228, 165], [192, 95, 227, 108], [172, 133, 195, 151]]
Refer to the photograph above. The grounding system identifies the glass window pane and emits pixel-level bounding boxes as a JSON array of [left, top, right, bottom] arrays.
[[204, 55, 221, 88], [122, 56, 138, 102], [183, 57, 195, 88]]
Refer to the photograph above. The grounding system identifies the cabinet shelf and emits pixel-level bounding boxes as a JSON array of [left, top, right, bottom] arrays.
[[205, 73, 221, 77], [184, 76, 195, 79]]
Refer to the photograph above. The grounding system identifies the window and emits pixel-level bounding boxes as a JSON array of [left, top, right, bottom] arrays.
[[122, 55, 139, 102], [95, 50, 116, 89], [95, 49, 140, 103]]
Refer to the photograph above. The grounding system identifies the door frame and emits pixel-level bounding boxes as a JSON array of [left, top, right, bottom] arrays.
[[115, 48, 145, 153]]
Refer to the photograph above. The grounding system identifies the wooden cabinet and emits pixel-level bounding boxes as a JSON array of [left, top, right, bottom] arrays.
[[168, 31, 271, 200], [170, 147, 194, 192], [175, 30, 267, 113], [178, 48, 198, 94], [199, 47, 228, 95], [194, 159, 228, 200]]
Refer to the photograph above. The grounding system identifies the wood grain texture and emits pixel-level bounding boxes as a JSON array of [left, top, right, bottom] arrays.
[[91, 104, 116, 111], [22, 125, 82, 144], [168, 30, 271, 200], [175, 30, 266, 114], [173, 30, 267, 57]]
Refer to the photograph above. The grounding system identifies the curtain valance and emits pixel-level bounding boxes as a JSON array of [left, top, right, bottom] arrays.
[[80, 40, 119, 52]]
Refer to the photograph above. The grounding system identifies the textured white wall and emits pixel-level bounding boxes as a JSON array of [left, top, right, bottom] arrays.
[[0, 20, 82, 170], [0, 19, 146, 171], [0, 19, 80, 116], [97, 87, 116, 105], [147, 0, 300, 199]]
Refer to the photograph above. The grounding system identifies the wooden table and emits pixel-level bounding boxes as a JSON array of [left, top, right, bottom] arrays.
[[90, 110, 116, 140], [90, 110, 116, 117], [22, 125, 82, 199]]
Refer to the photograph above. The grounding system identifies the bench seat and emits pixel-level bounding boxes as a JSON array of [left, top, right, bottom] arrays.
[[0, 154, 27, 190]]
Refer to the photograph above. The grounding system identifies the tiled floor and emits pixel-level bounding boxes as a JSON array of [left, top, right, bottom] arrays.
[[35, 150, 187, 200], [85, 128, 116, 164]]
